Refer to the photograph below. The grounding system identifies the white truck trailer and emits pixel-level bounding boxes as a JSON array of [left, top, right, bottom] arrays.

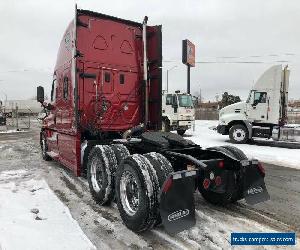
[[217, 65, 300, 143], [162, 91, 195, 135]]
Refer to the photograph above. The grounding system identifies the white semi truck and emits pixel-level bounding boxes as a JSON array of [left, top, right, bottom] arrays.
[[217, 65, 300, 143], [162, 91, 195, 135]]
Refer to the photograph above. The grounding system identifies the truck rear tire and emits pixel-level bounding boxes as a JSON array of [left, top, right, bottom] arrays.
[[202, 146, 247, 204], [162, 119, 170, 132], [144, 152, 173, 188], [115, 154, 159, 232], [41, 134, 51, 161], [198, 183, 234, 206], [229, 124, 249, 144], [144, 152, 173, 225], [177, 129, 186, 136], [87, 145, 118, 206], [221, 145, 248, 203], [110, 144, 130, 165], [221, 145, 248, 160]]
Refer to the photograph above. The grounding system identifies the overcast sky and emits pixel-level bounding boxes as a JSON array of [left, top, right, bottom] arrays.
[[0, 0, 299, 102]]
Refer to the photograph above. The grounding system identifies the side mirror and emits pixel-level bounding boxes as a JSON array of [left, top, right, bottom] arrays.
[[37, 86, 45, 103], [47, 103, 54, 110], [252, 100, 258, 107]]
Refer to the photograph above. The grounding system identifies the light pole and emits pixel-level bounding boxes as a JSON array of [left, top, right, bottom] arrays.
[[0, 80, 7, 114], [166, 65, 177, 92]]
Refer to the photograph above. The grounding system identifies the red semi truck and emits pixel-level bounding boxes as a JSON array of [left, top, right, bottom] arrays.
[[37, 7, 269, 234]]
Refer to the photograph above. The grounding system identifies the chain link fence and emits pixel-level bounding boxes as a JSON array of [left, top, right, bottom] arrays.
[[195, 109, 218, 120]]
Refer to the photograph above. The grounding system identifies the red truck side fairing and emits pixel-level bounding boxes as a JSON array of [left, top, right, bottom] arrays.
[[76, 10, 162, 133]]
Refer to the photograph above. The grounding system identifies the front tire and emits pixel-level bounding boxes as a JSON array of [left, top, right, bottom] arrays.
[[229, 124, 249, 144], [177, 129, 186, 136], [41, 133, 51, 161], [161, 119, 170, 132]]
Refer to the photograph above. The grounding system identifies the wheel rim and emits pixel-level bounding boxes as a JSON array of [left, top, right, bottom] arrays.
[[90, 157, 103, 193], [120, 170, 140, 216], [233, 129, 246, 141]]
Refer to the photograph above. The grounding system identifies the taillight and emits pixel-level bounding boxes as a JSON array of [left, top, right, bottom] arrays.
[[215, 176, 222, 186], [203, 178, 210, 189], [218, 160, 224, 168], [162, 177, 173, 193], [257, 162, 265, 176]]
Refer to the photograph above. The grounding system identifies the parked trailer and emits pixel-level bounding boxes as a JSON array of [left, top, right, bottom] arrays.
[[37, 7, 269, 234]]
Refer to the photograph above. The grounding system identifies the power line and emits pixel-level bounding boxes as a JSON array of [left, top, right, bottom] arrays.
[[0, 69, 52, 74], [163, 60, 298, 64]]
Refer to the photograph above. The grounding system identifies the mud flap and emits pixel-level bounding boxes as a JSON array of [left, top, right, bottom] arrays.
[[160, 170, 196, 235], [242, 161, 270, 205]]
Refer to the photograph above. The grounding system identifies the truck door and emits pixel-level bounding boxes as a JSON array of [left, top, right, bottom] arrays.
[[164, 94, 178, 123], [247, 91, 268, 122]]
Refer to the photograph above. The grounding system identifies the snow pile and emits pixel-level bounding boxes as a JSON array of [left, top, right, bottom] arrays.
[[0, 170, 96, 250], [186, 120, 300, 170], [0, 129, 28, 134]]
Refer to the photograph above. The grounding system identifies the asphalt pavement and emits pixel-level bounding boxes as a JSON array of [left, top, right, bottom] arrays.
[[1, 127, 299, 234], [251, 162, 300, 232]]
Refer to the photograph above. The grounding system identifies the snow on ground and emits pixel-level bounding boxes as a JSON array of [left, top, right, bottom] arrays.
[[186, 120, 300, 170], [0, 169, 96, 250], [0, 129, 28, 134], [1, 125, 299, 249]]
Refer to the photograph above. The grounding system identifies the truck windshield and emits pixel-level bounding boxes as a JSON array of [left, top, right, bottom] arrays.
[[178, 95, 193, 108]]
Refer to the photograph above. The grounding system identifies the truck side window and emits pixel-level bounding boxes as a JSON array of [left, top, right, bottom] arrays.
[[63, 77, 69, 100], [120, 74, 125, 84], [166, 94, 173, 105], [105, 72, 110, 83], [51, 77, 57, 102], [254, 92, 267, 104]]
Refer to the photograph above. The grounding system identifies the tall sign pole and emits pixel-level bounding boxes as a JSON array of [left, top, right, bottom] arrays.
[[182, 39, 195, 94], [187, 65, 190, 94]]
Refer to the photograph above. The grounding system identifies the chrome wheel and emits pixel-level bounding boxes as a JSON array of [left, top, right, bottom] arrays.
[[120, 170, 140, 216], [90, 157, 103, 193], [232, 128, 246, 142]]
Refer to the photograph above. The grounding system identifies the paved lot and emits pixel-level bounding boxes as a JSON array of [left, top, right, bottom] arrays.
[[0, 127, 299, 249]]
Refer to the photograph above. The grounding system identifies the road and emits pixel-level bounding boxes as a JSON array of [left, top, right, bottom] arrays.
[[253, 163, 300, 232], [0, 126, 299, 249]]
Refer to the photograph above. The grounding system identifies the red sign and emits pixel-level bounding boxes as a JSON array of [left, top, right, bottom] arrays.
[[182, 39, 195, 67]]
